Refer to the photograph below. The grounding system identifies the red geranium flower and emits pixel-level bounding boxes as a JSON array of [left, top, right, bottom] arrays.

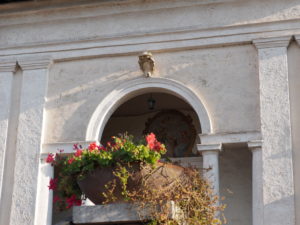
[[66, 195, 82, 209], [48, 178, 58, 190], [98, 146, 106, 151], [88, 142, 98, 151], [68, 157, 75, 164], [46, 153, 55, 163], [153, 141, 162, 152], [74, 149, 82, 157]]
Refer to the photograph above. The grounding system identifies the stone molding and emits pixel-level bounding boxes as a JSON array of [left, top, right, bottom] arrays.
[[197, 143, 222, 153], [247, 140, 263, 152], [1, 20, 300, 61], [17, 56, 52, 70], [0, 60, 16, 72], [253, 36, 292, 49], [199, 131, 261, 145], [0, 0, 239, 20]]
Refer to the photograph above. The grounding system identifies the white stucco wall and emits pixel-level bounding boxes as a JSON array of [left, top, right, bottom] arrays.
[[45, 45, 260, 143]]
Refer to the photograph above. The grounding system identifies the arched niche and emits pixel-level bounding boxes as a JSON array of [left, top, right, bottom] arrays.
[[86, 77, 212, 141]]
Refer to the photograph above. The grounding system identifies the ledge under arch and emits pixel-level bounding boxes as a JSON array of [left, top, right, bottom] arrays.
[[86, 77, 212, 141]]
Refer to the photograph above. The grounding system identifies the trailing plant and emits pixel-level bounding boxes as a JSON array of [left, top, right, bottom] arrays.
[[46, 133, 225, 224], [102, 162, 226, 225]]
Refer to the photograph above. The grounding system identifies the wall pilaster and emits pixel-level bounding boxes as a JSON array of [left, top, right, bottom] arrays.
[[0, 60, 16, 205], [253, 36, 295, 225], [7, 56, 52, 225]]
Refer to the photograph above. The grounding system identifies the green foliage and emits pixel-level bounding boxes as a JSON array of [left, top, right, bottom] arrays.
[[47, 133, 166, 209]]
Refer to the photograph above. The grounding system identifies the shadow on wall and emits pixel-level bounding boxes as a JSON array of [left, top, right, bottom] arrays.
[[219, 145, 252, 225]]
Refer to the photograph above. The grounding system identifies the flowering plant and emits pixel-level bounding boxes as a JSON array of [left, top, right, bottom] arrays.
[[46, 133, 166, 209]]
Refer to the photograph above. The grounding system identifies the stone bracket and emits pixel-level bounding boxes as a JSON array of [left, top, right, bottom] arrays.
[[247, 140, 263, 152], [197, 143, 222, 153], [17, 56, 52, 70], [253, 36, 292, 49], [0, 60, 16, 72]]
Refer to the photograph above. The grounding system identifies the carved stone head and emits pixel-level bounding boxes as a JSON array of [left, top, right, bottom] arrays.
[[138, 51, 155, 77]]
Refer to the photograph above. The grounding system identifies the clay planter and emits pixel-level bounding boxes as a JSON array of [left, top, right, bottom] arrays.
[[77, 162, 186, 204]]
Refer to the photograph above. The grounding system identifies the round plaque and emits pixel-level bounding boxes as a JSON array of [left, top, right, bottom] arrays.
[[143, 110, 196, 157]]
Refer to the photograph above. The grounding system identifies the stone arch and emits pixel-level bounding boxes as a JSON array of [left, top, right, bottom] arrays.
[[86, 77, 212, 141]]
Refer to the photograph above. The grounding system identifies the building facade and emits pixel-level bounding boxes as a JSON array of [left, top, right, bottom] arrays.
[[0, 0, 300, 224]]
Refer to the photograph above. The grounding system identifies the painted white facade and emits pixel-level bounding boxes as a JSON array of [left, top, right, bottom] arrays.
[[0, 0, 300, 224]]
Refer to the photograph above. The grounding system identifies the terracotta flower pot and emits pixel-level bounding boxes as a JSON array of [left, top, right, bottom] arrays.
[[77, 162, 186, 204]]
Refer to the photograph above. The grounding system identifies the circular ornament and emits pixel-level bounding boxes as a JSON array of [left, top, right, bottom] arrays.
[[144, 110, 196, 157]]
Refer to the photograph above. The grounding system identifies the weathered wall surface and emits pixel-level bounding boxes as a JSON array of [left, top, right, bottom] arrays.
[[45, 45, 259, 142], [288, 42, 300, 225]]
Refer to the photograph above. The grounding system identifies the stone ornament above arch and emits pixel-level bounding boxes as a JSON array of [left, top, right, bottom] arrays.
[[85, 77, 212, 141]]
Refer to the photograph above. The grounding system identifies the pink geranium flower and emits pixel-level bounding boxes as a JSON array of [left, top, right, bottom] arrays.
[[146, 133, 156, 146], [146, 133, 163, 151], [73, 144, 79, 150], [46, 153, 55, 163]]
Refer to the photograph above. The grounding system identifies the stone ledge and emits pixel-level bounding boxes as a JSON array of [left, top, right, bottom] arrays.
[[73, 202, 182, 224], [199, 131, 261, 145]]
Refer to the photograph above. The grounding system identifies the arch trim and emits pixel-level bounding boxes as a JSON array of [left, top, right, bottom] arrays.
[[86, 77, 212, 141]]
